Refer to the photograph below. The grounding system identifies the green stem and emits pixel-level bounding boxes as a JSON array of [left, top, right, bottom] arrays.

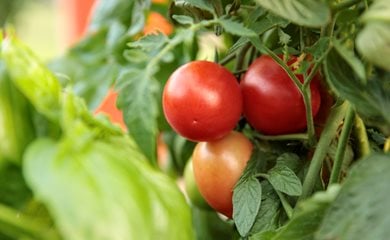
[[329, 105, 355, 185], [0, 204, 59, 240], [353, 114, 371, 158], [299, 101, 349, 200], [276, 191, 293, 219], [234, 42, 251, 73], [254, 132, 308, 141]]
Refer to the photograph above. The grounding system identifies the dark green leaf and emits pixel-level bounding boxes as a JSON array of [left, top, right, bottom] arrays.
[[271, 185, 339, 240], [254, 0, 330, 27], [218, 17, 257, 37], [333, 39, 366, 81], [268, 166, 302, 196], [275, 153, 301, 174], [316, 153, 390, 240], [325, 48, 390, 134], [306, 37, 330, 60], [182, 0, 215, 14], [116, 68, 159, 163], [233, 177, 262, 237]]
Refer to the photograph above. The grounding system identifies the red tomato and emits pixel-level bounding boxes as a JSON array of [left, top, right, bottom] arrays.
[[240, 55, 321, 135], [192, 131, 253, 218], [162, 61, 243, 142]]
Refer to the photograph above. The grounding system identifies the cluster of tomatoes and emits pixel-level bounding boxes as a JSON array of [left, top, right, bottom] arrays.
[[162, 55, 322, 218]]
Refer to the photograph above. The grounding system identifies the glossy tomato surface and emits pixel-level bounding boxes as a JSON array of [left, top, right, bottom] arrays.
[[192, 131, 253, 218], [241, 55, 321, 135], [163, 61, 242, 142]]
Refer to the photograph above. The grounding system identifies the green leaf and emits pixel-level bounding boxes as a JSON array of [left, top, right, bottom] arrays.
[[254, 0, 330, 27], [182, 0, 215, 14], [277, 29, 290, 46], [268, 166, 302, 196], [271, 185, 340, 240], [274, 153, 301, 174], [23, 133, 194, 240], [325, 48, 390, 134], [333, 40, 366, 81], [233, 177, 262, 237], [116, 68, 159, 163], [128, 33, 169, 51], [356, 22, 390, 71], [1, 36, 62, 121], [172, 15, 195, 25], [316, 154, 390, 240], [360, 0, 390, 23], [218, 17, 257, 37]]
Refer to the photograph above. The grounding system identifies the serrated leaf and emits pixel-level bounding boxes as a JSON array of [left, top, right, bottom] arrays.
[[275, 153, 301, 173], [255, 0, 330, 27], [218, 17, 257, 37], [356, 22, 390, 71], [182, 0, 215, 14], [233, 177, 262, 237], [316, 154, 390, 240], [277, 29, 290, 45], [268, 166, 302, 196], [116, 68, 159, 163], [127, 33, 168, 51], [172, 15, 195, 25], [306, 37, 330, 60]]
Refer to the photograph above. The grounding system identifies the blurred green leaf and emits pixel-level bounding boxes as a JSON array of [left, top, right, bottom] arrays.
[[24, 133, 194, 240], [181, 0, 215, 14], [316, 154, 390, 240], [254, 0, 330, 27]]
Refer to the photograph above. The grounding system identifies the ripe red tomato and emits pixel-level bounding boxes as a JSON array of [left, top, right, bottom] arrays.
[[192, 131, 253, 218], [240, 55, 321, 135], [162, 61, 243, 142]]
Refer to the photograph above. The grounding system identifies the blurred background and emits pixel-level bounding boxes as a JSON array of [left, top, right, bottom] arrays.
[[0, 0, 95, 60]]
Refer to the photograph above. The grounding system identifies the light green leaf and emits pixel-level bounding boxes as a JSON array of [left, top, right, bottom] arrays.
[[172, 15, 195, 25], [182, 0, 215, 14], [356, 22, 390, 71], [218, 17, 257, 37], [1, 36, 61, 121], [268, 166, 302, 196], [23, 133, 194, 240], [254, 0, 330, 27], [360, 0, 390, 23], [316, 153, 390, 240], [233, 177, 262, 237]]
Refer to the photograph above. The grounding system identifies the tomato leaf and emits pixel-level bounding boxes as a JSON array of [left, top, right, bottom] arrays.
[[233, 177, 262, 237], [181, 0, 215, 14], [267, 165, 302, 196], [275, 153, 302, 174], [333, 39, 366, 81], [316, 153, 390, 240], [218, 17, 257, 37], [270, 185, 340, 240], [325, 48, 390, 135], [254, 0, 330, 27], [116, 67, 159, 163]]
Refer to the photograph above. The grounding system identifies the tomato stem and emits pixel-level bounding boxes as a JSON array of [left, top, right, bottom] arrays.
[[276, 191, 293, 219], [331, 0, 362, 12], [254, 132, 308, 141], [299, 101, 348, 200], [328, 104, 355, 185], [0, 203, 60, 240]]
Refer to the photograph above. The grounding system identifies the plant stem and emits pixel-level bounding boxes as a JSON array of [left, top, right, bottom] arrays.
[[353, 114, 371, 158], [329, 105, 355, 184], [254, 132, 308, 141], [0, 204, 59, 240], [299, 101, 348, 200], [276, 191, 293, 219]]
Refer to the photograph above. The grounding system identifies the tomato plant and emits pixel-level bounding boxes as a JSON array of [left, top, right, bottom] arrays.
[[241, 55, 322, 135], [163, 61, 242, 142], [1, 0, 390, 239], [192, 131, 253, 218]]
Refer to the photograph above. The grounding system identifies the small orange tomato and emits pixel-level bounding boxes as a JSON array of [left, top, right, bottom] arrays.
[[94, 89, 126, 130]]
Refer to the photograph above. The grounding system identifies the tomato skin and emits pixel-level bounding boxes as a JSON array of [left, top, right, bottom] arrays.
[[192, 131, 253, 218], [241, 55, 321, 135], [163, 61, 243, 142]]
